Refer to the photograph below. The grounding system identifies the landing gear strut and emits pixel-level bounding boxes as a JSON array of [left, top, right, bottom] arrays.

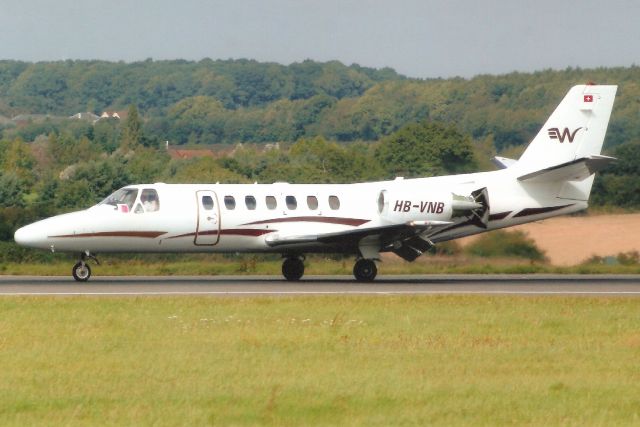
[[282, 256, 305, 281], [353, 259, 377, 282], [72, 252, 99, 282]]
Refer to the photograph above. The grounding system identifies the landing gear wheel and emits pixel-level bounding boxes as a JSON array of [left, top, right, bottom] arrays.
[[72, 262, 91, 282], [282, 257, 305, 281], [353, 259, 377, 282]]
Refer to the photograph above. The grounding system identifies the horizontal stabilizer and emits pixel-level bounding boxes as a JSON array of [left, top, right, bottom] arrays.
[[517, 155, 616, 183], [492, 156, 517, 169]]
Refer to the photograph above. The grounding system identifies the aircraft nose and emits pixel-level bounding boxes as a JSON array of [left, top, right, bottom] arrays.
[[14, 223, 48, 249]]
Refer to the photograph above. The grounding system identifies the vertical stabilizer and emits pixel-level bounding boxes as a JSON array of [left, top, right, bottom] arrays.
[[515, 85, 617, 202], [517, 85, 617, 172]]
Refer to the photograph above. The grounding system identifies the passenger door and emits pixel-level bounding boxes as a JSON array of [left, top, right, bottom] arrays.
[[195, 190, 221, 245]]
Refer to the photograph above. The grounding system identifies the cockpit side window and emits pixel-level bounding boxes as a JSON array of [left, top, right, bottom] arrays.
[[99, 188, 138, 213], [140, 189, 160, 213]]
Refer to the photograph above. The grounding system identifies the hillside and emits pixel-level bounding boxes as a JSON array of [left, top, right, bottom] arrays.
[[0, 60, 639, 150]]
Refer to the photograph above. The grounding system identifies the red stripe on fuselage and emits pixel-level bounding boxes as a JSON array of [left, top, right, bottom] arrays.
[[49, 231, 167, 239], [242, 216, 369, 227], [165, 229, 275, 239]]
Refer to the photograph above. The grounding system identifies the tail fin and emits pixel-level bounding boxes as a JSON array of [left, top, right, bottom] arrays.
[[518, 85, 617, 170], [515, 84, 617, 201]]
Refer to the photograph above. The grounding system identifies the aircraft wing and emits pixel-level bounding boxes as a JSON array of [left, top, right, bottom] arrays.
[[265, 220, 453, 261]]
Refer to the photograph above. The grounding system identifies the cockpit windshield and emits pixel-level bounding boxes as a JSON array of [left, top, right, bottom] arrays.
[[99, 188, 138, 211]]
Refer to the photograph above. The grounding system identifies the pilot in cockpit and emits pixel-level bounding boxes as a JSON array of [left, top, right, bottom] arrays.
[[141, 189, 159, 212]]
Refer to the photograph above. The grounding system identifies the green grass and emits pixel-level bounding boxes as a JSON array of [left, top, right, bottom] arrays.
[[0, 296, 640, 425], [1, 255, 640, 276]]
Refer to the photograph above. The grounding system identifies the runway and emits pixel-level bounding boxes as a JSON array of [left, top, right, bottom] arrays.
[[1, 274, 640, 296]]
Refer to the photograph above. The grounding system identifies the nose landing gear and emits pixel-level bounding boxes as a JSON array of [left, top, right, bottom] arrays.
[[72, 261, 91, 282], [72, 252, 99, 282]]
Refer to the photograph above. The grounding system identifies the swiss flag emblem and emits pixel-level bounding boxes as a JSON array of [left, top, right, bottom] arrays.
[[584, 94, 594, 102]]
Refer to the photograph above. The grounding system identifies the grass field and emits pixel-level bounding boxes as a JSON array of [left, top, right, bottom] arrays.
[[2, 256, 640, 277], [1, 296, 640, 425]]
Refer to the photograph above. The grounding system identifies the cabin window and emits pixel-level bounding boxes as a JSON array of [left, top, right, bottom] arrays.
[[377, 191, 385, 213], [224, 196, 236, 210], [141, 189, 160, 212], [266, 196, 277, 210], [286, 195, 297, 210], [307, 196, 318, 210], [202, 196, 214, 210], [245, 195, 257, 210], [328, 195, 340, 210]]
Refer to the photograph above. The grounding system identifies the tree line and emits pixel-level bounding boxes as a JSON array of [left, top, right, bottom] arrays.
[[1, 60, 640, 150]]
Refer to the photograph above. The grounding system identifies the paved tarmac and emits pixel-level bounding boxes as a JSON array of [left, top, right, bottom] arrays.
[[1, 274, 640, 296]]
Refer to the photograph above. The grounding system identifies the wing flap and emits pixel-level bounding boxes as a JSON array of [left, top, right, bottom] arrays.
[[264, 220, 452, 249]]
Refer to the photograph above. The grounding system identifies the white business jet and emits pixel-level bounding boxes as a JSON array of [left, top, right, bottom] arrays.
[[14, 85, 617, 282]]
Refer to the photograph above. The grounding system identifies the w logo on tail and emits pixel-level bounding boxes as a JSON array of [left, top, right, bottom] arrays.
[[548, 127, 583, 143]]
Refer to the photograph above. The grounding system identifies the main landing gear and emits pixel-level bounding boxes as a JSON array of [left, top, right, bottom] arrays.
[[72, 252, 99, 282], [280, 256, 378, 282], [282, 256, 305, 281], [353, 258, 377, 282]]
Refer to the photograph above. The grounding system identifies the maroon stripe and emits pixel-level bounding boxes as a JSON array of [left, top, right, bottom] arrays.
[[243, 216, 370, 227], [488, 211, 511, 221], [50, 231, 167, 239], [221, 229, 275, 237], [166, 229, 275, 239], [513, 204, 574, 218], [165, 232, 196, 240]]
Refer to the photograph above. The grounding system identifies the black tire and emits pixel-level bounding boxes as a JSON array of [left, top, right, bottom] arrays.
[[353, 259, 377, 282], [282, 257, 304, 281], [72, 262, 91, 282]]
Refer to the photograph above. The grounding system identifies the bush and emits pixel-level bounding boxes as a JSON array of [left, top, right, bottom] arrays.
[[428, 240, 462, 256], [0, 241, 59, 263], [617, 251, 640, 265], [583, 251, 639, 266], [465, 230, 547, 261]]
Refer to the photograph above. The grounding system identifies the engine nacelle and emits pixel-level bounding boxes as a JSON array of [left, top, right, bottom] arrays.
[[378, 189, 454, 223], [378, 187, 488, 226]]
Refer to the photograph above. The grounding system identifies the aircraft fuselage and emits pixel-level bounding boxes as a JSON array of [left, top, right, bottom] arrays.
[[15, 169, 584, 255]]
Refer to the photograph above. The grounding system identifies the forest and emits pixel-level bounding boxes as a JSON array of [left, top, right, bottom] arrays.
[[0, 59, 638, 244]]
